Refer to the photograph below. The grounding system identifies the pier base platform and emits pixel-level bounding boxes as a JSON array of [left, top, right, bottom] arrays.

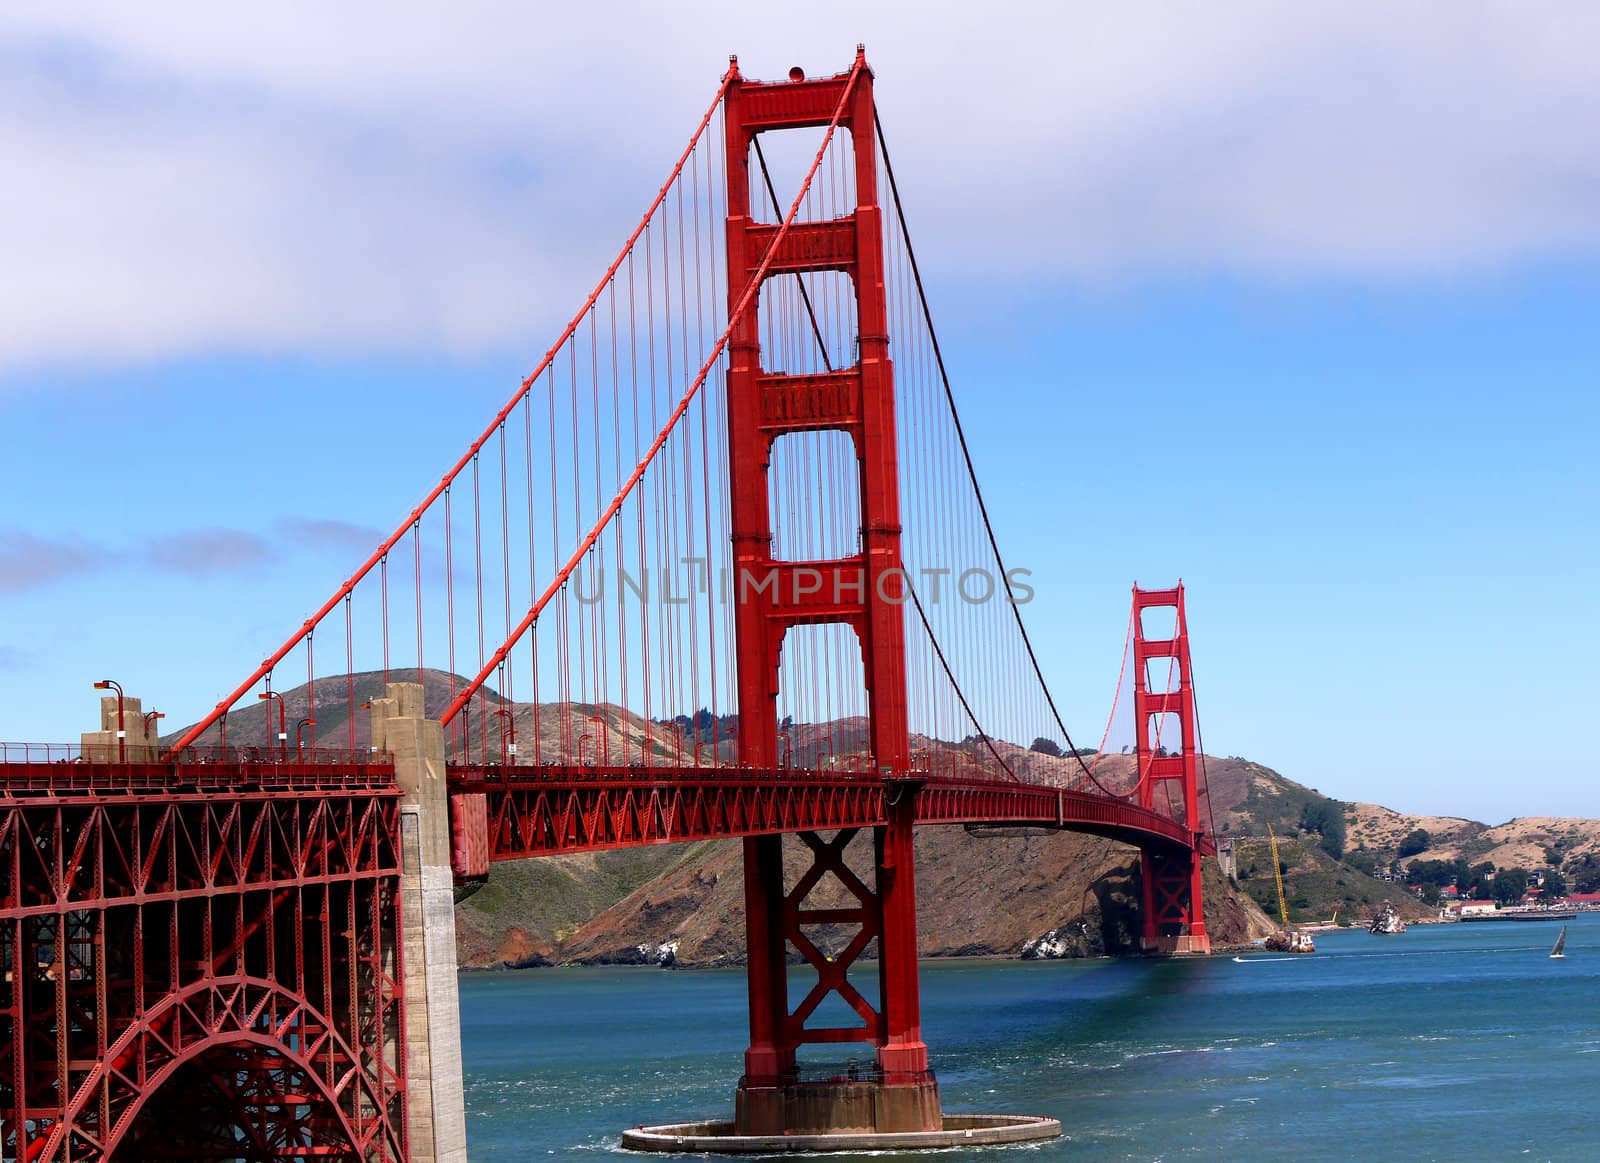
[[620, 1113, 1061, 1154]]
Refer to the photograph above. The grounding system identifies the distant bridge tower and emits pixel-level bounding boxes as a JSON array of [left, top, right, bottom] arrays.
[[1133, 584, 1211, 954], [723, 50, 939, 1135]]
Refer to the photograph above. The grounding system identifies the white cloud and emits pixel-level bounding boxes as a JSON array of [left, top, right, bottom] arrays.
[[146, 529, 273, 574], [0, 530, 103, 592], [3, 2, 1599, 371]]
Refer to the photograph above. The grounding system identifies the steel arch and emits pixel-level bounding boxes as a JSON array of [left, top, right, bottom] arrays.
[[40, 974, 400, 1163]]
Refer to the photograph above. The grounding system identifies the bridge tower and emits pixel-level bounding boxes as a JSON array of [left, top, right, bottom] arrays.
[[723, 51, 939, 1135], [1133, 584, 1212, 954]]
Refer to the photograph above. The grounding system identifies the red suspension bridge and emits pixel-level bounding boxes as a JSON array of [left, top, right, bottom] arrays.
[[1, 50, 1214, 1160]]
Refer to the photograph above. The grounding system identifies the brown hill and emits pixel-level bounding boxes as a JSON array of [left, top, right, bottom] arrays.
[[159, 671, 1307, 966], [539, 828, 1271, 968]]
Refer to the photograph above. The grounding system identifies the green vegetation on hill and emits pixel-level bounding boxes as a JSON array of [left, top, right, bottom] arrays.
[[1230, 835, 1422, 924], [1225, 762, 1344, 857]]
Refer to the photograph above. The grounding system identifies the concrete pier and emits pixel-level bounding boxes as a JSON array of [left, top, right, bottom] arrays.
[[622, 1113, 1061, 1153], [371, 684, 469, 1163]]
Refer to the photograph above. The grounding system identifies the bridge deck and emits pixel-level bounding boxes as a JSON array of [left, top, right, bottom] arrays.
[[0, 757, 1205, 862]]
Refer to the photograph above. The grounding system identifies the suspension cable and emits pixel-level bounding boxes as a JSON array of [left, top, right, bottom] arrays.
[[903, 579, 1019, 781], [875, 108, 1104, 791]]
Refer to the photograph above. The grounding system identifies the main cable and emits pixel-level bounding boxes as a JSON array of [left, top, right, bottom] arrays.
[[875, 109, 1103, 791]]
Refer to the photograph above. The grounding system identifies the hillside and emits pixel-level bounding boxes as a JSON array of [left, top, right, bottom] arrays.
[[1224, 832, 1433, 926], [1347, 804, 1600, 872], [159, 670, 1600, 966], [529, 829, 1272, 968]]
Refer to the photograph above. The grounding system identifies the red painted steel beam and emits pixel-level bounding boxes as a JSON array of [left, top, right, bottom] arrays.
[[447, 765, 1206, 860]]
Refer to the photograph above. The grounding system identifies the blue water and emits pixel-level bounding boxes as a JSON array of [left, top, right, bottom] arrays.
[[460, 916, 1600, 1160]]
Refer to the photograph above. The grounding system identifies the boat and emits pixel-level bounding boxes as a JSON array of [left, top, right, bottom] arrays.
[[1264, 929, 1317, 954], [1551, 926, 1567, 959], [1369, 901, 1407, 934], [1459, 906, 1579, 923]]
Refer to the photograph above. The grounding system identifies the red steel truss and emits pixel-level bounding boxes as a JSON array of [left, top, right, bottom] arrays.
[[0, 762, 405, 1162], [1133, 584, 1212, 954], [449, 766, 1201, 866]]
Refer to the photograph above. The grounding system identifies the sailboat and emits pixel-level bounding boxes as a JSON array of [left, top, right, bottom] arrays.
[[1550, 926, 1567, 959]]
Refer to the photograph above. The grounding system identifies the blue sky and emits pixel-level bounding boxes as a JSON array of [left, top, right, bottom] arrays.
[[3, 5, 1598, 822]]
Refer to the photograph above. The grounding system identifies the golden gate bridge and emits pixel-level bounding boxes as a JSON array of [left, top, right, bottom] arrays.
[[1, 49, 1213, 1160]]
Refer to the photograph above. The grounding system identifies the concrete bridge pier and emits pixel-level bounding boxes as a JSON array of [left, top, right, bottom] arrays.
[[370, 683, 469, 1163]]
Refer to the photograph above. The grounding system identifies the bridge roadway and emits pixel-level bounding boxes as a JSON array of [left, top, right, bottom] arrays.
[[447, 763, 1210, 862], [0, 752, 1208, 861]]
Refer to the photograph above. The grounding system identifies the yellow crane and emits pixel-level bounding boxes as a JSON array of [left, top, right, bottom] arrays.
[[1265, 825, 1314, 952], [1267, 824, 1290, 927]]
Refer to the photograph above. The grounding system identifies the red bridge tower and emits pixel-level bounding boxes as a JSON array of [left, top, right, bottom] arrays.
[[723, 51, 938, 1134], [1133, 583, 1212, 954]]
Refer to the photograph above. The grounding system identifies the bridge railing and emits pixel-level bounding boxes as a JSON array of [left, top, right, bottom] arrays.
[[0, 742, 396, 793], [1, 741, 388, 765]]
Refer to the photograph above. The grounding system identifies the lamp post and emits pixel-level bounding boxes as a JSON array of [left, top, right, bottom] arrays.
[[257, 691, 288, 761], [586, 716, 608, 766], [92, 679, 125, 763], [295, 717, 317, 761], [142, 710, 165, 753], [492, 707, 516, 766], [577, 732, 592, 767]]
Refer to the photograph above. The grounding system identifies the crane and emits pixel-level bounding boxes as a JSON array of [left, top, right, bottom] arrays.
[[1265, 824, 1314, 953], [1267, 824, 1290, 928]]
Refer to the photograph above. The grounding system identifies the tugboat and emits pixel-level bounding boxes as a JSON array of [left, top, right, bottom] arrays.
[[1369, 901, 1407, 934], [1265, 928, 1318, 954]]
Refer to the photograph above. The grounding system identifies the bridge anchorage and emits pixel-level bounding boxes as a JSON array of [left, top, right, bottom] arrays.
[[1, 46, 1218, 1162]]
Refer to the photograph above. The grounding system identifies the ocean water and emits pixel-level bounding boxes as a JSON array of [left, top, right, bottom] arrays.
[[459, 915, 1599, 1160]]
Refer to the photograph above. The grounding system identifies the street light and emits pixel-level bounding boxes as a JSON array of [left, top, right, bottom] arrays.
[[92, 679, 125, 763], [257, 691, 288, 761], [577, 732, 593, 767], [491, 708, 516, 766], [295, 717, 317, 761], [143, 710, 165, 748]]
